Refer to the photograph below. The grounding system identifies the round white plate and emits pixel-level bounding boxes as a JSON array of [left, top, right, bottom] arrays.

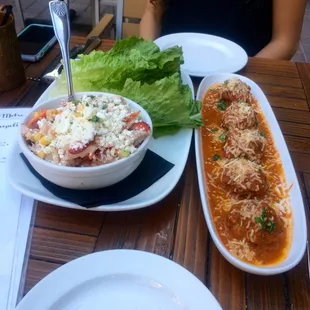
[[16, 250, 222, 310], [7, 73, 193, 212], [155, 33, 248, 77]]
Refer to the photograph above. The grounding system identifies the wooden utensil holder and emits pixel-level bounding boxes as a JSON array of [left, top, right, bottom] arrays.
[[0, 5, 25, 92]]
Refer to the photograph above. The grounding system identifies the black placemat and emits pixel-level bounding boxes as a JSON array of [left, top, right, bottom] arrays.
[[20, 150, 174, 208]]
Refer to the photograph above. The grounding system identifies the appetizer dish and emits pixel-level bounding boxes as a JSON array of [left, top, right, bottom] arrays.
[[22, 94, 151, 167], [200, 78, 292, 266]]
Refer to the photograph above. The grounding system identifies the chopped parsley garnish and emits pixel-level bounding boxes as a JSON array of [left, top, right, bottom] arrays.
[[217, 100, 227, 111], [209, 128, 218, 133], [255, 208, 275, 234], [213, 154, 221, 161], [90, 115, 100, 122], [267, 221, 275, 234], [219, 132, 227, 141], [101, 104, 107, 109], [89, 95, 95, 99], [260, 131, 266, 137], [72, 100, 80, 106], [209, 88, 215, 92], [224, 80, 229, 85], [86, 103, 89, 107]]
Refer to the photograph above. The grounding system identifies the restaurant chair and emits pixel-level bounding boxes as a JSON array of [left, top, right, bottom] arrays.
[[89, 0, 146, 39]]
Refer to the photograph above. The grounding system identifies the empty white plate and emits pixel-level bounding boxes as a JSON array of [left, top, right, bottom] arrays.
[[16, 250, 222, 310], [155, 33, 248, 77]]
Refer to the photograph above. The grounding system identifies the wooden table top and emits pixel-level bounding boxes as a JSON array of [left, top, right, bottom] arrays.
[[1, 37, 310, 309]]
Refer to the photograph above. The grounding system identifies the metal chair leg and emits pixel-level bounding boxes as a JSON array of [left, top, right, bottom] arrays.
[[115, 0, 123, 40], [90, 0, 100, 28], [14, 0, 25, 29]]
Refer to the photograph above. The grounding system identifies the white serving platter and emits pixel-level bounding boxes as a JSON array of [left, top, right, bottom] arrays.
[[7, 73, 194, 212], [16, 250, 222, 310], [195, 73, 307, 275]]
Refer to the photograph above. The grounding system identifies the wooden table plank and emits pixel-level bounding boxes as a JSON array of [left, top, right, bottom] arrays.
[[30, 227, 96, 264], [241, 58, 299, 78], [173, 146, 209, 283], [94, 183, 182, 256], [297, 62, 310, 109], [260, 84, 306, 100], [275, 108, 310, 124], [303, 173, 310, 198], [267, 96, 309, 111], [280, 121, 310, 138], [285, 136, 310, 154], [244, 73, 303, 88], [246, 274, 287, 310], [286, 173, 310, 310], [35, 203, 105, 236], [209, 244, 246, 310], [291, 153, 310, 173], [24, 259, 61, 294]]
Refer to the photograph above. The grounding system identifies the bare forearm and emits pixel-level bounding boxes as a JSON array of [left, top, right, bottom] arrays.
[[255, 39, 298, 60], [140, 11, 161, 41]]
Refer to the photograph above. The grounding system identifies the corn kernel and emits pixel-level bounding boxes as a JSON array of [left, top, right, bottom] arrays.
[[39, 136, 50, 146], [33, 111, 40, 118], [75, 112, 83, 117], [46, 109, 57, 120], [77, 104, 84, 111], [37, 150, 45, 159], [33, 132, 42, 142]]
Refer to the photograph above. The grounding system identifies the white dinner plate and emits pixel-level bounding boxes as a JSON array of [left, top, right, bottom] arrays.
[[7, 73, 193, 212], [155, 33, 248, 77], [16, 250, 222, 310], [195, 73, 307, 275]]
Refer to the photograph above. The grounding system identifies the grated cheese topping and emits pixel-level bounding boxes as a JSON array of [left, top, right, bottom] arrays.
[[23, 94, 151, 166], [227, 239, 255, 262], [223, 101, 256, 130], [220, 158, 264, 186], [221, 78, 252, 102], [224, 128, 266, 160]]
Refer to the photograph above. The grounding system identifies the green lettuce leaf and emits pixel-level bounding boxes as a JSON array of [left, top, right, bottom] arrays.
[[55, 36, 184, 94], [52, 37, 203, 137], [101, 73, 203, 137]]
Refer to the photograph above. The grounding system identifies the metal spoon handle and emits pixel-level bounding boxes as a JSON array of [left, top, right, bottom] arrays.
[[49, 0, 74, 101]]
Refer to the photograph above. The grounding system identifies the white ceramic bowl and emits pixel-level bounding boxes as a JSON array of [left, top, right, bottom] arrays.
[[195, 73, 307, 275], [18, 92, 153, 190]]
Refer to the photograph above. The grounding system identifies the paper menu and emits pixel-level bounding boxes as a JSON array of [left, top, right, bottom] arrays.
[[0, 108, 35, 309]]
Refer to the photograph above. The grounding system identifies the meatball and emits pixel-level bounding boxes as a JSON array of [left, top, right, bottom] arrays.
[[222, 101, 257, 130], [221, 158, 268, 196], [221, 78, 252, 103], [225, 202, 283, 245], [224, 129, 266, 161]]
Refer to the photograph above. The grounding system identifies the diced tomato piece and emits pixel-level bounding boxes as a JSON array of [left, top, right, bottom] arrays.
[[28, 109, 47, 128], [68, 142, 89, 154], [129, 121, 150, 132], [123, 111, 140, 123]]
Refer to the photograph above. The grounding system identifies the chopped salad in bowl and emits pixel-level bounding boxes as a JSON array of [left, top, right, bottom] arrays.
[[18, 92, 152, 189], [22, 94, 151, 167]]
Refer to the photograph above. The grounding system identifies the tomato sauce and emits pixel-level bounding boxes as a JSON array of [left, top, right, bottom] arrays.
[[201, 83, 292, 265]]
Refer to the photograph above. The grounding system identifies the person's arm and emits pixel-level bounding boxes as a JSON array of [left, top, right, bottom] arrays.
[[139, 0, 165, 41], [256, 0, 306, 60]]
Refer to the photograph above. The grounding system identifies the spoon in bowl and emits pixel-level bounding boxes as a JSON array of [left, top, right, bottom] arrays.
[[49, 0, 74, 102]]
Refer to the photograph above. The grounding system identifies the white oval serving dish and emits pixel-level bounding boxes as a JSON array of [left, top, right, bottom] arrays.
[[195, 73, 307, 275]]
